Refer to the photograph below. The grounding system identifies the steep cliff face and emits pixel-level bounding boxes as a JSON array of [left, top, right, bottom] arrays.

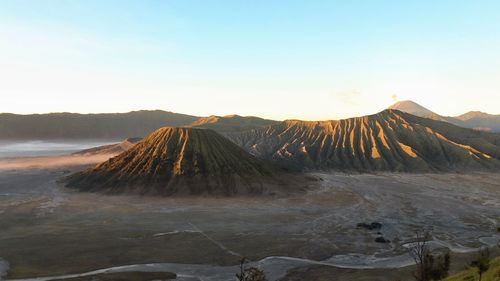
[[228, 110, 500, 172], [66, 127, 275, 196]]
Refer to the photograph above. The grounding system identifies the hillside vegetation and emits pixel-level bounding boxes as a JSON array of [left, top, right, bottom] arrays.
[[444, 257, 500, 281]]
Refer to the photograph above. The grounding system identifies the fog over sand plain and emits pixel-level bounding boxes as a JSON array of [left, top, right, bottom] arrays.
[[0, 146, 499, 281], [0, 140, 118, 171], [0, 141, 115, 158], [0, 154, 116, 171]]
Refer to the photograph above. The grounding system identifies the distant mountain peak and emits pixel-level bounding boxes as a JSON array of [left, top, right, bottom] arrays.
[[456, 111, 499, 121], [388, 100, 436, 116], [388, 100, 453, 123], [386, 101, 500, 132]]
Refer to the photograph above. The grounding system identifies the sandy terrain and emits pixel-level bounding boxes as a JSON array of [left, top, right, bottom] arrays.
[[0, 155, 499, 280]]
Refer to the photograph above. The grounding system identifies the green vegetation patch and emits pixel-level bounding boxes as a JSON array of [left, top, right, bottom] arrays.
[[444, 257, 500, 281]]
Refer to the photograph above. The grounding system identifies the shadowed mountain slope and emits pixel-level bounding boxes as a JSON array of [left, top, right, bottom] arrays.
[[72, 138, 141, 156], [188, 114, 278, 132], [0, 111, 199, 140], [66, 127, 278, 196], [228, 110, 500, 172], [389, 100, 500, 132], [0, 111, 280, 140]]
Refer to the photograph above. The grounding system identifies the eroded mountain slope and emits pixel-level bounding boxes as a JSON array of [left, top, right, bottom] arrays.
[[228, 110, 500, 171], [66, 127, 278, 195]]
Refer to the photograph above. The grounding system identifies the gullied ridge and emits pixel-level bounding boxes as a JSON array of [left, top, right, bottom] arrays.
[[67, 127, 274, 195], [228, 110, 500, 172]]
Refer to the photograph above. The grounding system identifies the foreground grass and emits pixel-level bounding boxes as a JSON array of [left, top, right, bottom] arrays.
[[444, 257, 500, 281]]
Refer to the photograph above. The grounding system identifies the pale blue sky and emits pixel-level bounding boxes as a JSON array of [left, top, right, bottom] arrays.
[[1, 1, 499, 120]]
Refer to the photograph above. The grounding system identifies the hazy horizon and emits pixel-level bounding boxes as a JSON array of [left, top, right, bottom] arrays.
[[1, 1, 499, 120], [1, 98, 499, 121]]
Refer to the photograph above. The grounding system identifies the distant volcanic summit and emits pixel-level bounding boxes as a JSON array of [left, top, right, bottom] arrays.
[[389, 100, 500, 132], [66, 127, 276, 196]]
